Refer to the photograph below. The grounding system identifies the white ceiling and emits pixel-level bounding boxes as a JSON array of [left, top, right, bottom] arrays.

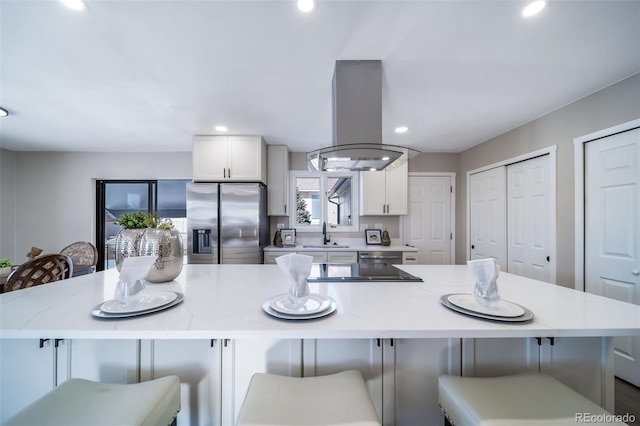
[[1, 0, 639, 154]]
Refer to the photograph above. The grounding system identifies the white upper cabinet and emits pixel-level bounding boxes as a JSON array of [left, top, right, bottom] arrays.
[[267, 145, 289, 216], [360, 161, 408, 215], [193, 136, 267, 183]]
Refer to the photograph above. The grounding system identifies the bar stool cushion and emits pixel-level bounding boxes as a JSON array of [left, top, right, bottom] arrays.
[[237, 369, 381, 426], [4, 375, 180, 426], [438, 372, 618, 425]]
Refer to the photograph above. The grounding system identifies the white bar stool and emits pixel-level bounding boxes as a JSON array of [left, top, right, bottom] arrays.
[[439, 372, 619, 425], [4, 375, 180, 426], [237, 370, 381, 426]]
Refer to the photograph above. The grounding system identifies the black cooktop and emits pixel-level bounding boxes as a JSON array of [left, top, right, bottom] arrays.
[[307, 263, 423, 282]]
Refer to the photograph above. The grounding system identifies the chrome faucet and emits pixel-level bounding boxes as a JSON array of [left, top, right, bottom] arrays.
[[322, 221, 330, 245]]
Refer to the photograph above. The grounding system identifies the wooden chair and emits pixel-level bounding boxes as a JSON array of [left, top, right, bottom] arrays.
[[2, 254, 73, 293], [60, 241, 98, 276]]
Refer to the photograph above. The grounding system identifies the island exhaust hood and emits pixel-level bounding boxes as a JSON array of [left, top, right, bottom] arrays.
[[307, 60, 420, 172]]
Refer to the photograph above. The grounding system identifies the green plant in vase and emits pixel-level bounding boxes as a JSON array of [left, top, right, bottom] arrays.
[[114, 211, 157, 271], [0, 257, 12, 268], [0, 256, 13, 283]]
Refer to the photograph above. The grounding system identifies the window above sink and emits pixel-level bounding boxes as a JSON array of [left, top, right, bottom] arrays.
[[289, 170, 359, 233]]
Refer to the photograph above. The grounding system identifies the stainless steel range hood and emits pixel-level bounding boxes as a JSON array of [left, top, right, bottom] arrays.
[[307, 60, 420, 172]]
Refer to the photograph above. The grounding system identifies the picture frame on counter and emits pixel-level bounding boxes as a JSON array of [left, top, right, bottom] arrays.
[[281, 228, 296, 247], [365, 229, 382, 245]]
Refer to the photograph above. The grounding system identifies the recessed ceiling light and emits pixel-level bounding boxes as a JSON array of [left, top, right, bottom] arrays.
[[60, 0, 86, 11], [381, 157, 390, 161], [369, 168, 377, 171], [214, 125, 228, 132], [395, 126, 408, 134], [522, 0, 547, 17], [0, 107, 8, 117], [297, 0, 315, 13]]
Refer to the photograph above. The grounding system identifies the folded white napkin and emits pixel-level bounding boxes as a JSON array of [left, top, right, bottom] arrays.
[[114, 256, 157, 305], [276, 253, 313, 308], [467, 258, 500, 306]]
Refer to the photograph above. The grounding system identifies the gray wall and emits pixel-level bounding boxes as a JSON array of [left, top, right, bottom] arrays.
[[0, 150, 17, 261], [457, 73, 640, 288], [0, 151, 191, 264]]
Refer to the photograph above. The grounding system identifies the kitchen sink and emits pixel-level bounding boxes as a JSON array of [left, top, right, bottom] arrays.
[[302, 245, 350, 249]]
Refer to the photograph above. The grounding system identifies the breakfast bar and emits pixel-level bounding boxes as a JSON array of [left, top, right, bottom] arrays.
[[1, 264, 639, 424]]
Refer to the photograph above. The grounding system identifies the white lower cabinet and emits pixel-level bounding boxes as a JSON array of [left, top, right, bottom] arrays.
[[0, 338, 69, 422], [302, 338, 460, 425], [304, 251, 328, 263], [394, 338, 461, 425], [223, 339, 302, 425], [69, 339, 139, 384], [143, 339, 220, 425], [402, 252, 418, 264], [265, 251, 358, 264], [462, 336, 613, 409], [144, 338, 302, 426], [0, 336, 614, 424], [263, 250, 296, 264], [327, 251, 358, 263], [303, 339, 385, 421]]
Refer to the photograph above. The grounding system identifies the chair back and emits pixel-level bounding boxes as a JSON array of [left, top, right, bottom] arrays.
[[2, 254, 73, 293], [60, 241, 98, 267]]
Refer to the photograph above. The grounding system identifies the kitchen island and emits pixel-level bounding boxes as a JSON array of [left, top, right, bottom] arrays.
[[1, 264, 639, 425]]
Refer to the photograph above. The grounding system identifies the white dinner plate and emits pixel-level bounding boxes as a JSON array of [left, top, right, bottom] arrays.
[[262, 298, 337, 320], [447, 294, 525, 317], [269, 293, 331, 315], [440, 294, 533, 323], [100, 291, 177, 314], [91, 292, 184, 319]]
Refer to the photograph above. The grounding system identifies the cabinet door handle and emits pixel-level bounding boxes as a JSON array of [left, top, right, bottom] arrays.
[[227, 168, 231, 179], [224, 168, 227, 178], [284, 204, 287, 214], [39, 338, 50, 348]]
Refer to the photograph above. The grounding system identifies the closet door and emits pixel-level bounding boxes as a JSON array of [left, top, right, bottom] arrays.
[[506, 155, 553, 282], [585, 128, 640, 387], [469, 167, 507, 269]]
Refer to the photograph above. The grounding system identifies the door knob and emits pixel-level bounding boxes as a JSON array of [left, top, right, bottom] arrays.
[[632, 269, 640, 276]]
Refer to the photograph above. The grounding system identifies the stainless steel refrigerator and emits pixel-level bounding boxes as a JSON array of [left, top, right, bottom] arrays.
[[187, 182, 269, 264]]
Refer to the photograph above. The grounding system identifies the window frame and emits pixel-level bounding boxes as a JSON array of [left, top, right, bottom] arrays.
[[289, 170, 359, 233]]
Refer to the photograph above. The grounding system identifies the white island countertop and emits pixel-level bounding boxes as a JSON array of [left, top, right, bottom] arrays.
[[1, 265, 639, 340]]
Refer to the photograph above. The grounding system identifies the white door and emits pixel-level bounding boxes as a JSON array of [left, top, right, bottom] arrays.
[[506, 155, 553, 282], [585, 128, 640, 387], [403, 175, 452, 264], [469, 167, 507, 269]]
